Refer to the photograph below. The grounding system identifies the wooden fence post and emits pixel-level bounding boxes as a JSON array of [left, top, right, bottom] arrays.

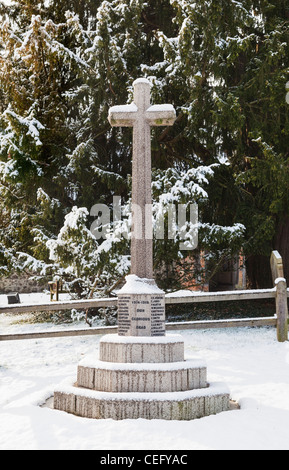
[[270, 251, 288, 342], [270, 250, 284, 283], [275, 278, 288, 343]]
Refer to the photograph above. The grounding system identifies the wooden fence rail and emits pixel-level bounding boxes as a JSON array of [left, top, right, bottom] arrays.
[[0, 287, 276, 316], [0, 297, 118, 315], [0, 251, 288, 342], [0, 317, 277, 342]]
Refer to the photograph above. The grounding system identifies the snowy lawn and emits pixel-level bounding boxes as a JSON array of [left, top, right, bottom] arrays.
[[0, 294, 289, 450]]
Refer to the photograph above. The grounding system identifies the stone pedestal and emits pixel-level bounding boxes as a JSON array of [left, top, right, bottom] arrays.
[[117, 276, 166, 337], [54, 334, 230, 420]]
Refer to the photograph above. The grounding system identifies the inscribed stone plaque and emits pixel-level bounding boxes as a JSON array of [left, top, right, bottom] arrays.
[[118, 292, 165, 337], [117, 272, 166, 337]]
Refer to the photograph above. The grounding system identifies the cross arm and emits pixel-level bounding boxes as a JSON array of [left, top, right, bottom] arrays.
[[145, 104, 176, 127], [108, 103, 138, 127]]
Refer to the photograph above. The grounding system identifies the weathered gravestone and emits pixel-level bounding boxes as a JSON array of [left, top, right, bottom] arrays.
[[54, 79, 231, 420]]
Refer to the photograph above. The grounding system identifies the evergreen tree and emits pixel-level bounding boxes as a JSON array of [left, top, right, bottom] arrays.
[[0, 0, 247, 297], [154, 0, 289, 288]]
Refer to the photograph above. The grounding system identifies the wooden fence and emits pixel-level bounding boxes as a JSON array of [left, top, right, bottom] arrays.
[[0, 251, 288, 342]]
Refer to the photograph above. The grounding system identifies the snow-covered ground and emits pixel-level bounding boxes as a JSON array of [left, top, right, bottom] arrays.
[[0, 293, 289, 450]]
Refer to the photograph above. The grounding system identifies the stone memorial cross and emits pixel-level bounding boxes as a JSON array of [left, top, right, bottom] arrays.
[[54, 85, 230, 418], [108, 78, 176, 279], [108, 78, 176, 336]]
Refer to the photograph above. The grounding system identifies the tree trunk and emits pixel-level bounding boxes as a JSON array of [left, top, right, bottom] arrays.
[[274, 215, 289, 283], [246, 215, 289, 288], [246, 254, 272, 289]]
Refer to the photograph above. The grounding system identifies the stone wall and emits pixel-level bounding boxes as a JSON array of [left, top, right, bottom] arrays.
[[0, 273, 47, 294]]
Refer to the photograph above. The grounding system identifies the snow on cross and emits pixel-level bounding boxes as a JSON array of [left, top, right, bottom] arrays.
[[108, 78, 176, 279]]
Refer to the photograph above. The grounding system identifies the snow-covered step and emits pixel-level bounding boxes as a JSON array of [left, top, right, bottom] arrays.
[[77, 356, 207, 393], [54, 380, 230, 421], [99, 333, 185, 363]]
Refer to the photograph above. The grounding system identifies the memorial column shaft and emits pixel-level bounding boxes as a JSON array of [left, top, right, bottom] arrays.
[[131, 81, 153, 279]]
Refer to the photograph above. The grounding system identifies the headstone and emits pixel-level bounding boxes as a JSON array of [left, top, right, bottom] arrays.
[[7, 292, 20, 304]]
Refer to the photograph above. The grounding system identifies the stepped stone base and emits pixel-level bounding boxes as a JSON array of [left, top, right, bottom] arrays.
[[53, 334, 231, 420], [99, 334, 184, 363], [77, 357, 207, 393], [54, 381, 230, 421]]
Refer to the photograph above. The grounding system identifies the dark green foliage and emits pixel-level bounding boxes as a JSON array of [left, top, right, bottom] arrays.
[[0, 0, 288, 295]]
